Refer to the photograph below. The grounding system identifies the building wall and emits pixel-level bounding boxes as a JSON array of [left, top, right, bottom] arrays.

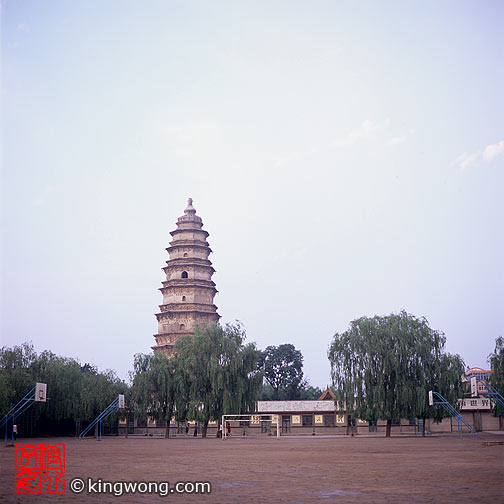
[[121, 409, 503, 438]]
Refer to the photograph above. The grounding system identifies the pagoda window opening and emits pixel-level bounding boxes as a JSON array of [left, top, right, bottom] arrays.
[[182, 296, 186, 301], [180, 324, 185, 330], [183, 253, 188, 257], [181, 271, 188, 278]]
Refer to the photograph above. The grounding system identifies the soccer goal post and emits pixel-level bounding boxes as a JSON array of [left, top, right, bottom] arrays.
[[221, 414, 280, 440]]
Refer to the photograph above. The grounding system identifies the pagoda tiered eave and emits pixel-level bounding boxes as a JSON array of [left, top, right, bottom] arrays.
[[156, 304, 220, 316], [166, 243, 213, 254], [160, 279, 217, 289], [159, 286, 218, 297], [164, 257, 214, 266], [170, 228, 209, 239]]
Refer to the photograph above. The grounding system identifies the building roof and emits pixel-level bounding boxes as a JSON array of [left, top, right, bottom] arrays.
[[318, 387, 337, 401], [465, 367, 493, 374], [257, 400, 338, 413]]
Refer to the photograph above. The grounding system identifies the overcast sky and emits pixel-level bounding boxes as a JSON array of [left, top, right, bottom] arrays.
[[2, 1, 503, 387]]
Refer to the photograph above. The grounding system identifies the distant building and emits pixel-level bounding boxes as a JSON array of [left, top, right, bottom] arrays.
[[463, 366, 494, 394], [318, 387, 337, 401], [152, 199, 220, 355]]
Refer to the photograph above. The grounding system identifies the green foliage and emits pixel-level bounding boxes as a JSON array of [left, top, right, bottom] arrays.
[[131, 353, 177, 437], [257, 382, 275, 400], [174, 322, 262, 437], [0, 343, 127, 436], [0, 343, 37, 414], [259, 344, 304, 400], [328, 311, 465, 435], [488, 336, 504, 416], [297, 383, 324, 400], [258, 380, 323, 400]]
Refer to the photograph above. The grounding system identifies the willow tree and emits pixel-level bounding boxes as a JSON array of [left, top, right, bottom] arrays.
[[488, 336, 504, 420], [328, 311, 464, 437], [28, 350, 127, 436], [175, 323, 262, 438], [131, 353, 177, 438], [0, 343, 37, 414], [0, 343, 127, 436], [30, 351, 85, 434]]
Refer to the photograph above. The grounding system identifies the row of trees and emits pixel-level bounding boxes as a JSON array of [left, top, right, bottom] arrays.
[[2, 316, 502, 439], [0, 343, 127, 436], [0, 326, 316, 438]]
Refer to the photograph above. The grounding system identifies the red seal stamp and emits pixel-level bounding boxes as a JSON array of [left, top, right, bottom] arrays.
[[15, 443, 65, 493]]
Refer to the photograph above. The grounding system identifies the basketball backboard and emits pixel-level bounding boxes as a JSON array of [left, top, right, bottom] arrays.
[[35, 383, 47, 402]]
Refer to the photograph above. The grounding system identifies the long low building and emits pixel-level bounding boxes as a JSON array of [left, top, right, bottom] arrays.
[[120, 388, 504, 437]]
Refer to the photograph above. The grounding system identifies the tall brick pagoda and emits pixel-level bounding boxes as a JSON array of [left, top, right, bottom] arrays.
[[152, 199, 220, 355]]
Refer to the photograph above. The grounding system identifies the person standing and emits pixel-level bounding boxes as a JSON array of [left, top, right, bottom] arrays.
[[226, 422, 231, 436], [185, 422, 190, 436], [193, 422, 198, 437], [13, 424, 17, 441]]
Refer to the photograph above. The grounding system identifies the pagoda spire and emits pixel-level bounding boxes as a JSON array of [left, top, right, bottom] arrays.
[[152, 199, 220, 355]]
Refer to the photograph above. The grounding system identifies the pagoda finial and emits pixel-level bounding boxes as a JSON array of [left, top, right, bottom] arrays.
[[184, 198, 196, 214]]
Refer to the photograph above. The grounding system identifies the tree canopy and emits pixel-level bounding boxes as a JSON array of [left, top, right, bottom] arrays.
[[488, 336, 504, 417], [131, 352, 177, 437], [172, 322, 262, 437], [0, 343, 127, 436], [328, 311, 465, 436], [260, 344, 304, 400], [258, 381, 323, 400]]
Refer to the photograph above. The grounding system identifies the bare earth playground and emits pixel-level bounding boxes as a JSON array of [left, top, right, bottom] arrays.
[[2, 434, 503, 503]]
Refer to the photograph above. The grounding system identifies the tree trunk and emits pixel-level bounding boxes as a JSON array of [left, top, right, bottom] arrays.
[[385, 419, 392, 437], [202, 420, 209, 438], [165, 411, 172, 438], [422, 416, 426, 437]]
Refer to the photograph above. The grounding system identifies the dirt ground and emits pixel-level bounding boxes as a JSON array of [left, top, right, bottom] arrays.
[[1, 433, 503, 503]]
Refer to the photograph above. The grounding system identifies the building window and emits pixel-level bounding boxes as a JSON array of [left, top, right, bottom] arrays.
[[179, 324, 185, 330], [323, 414, 335, 427], [302, 415, 313, 426], [181, 271, 188, 278], [182, 296, 186, 301], [183, 253, 188, 257]]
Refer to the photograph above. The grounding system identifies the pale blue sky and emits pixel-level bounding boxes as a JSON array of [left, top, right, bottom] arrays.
[[2, 1, 503, 386]]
